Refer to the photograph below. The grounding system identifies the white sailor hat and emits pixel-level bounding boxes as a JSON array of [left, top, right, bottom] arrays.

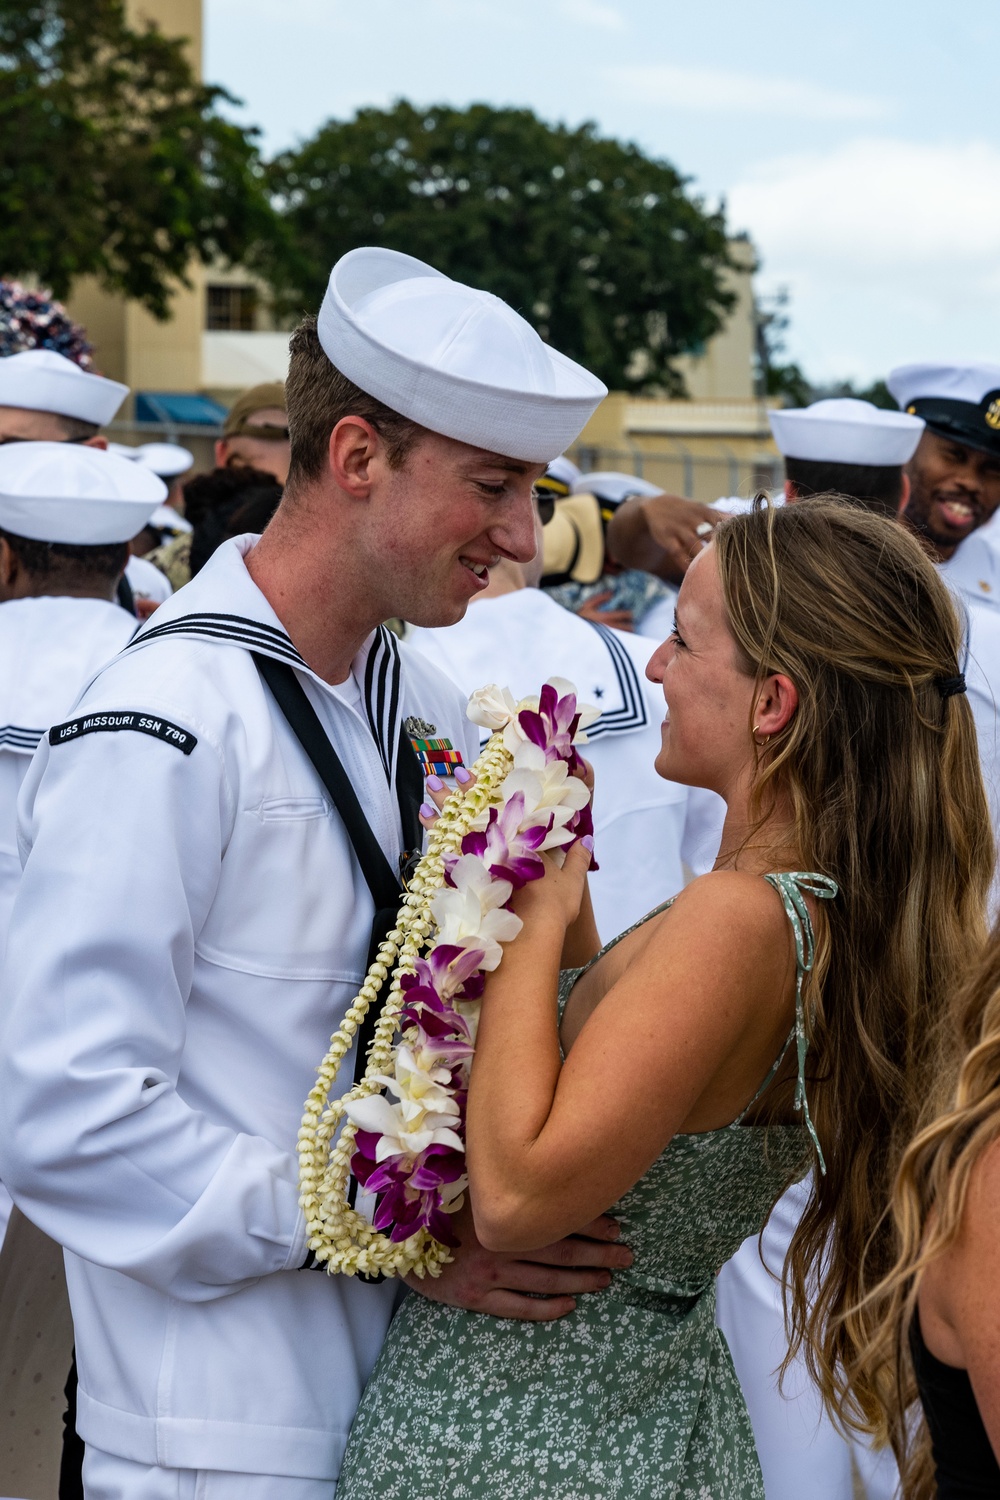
[[0, 349, 128, 426], [769, 398, 924, 465], [109, 441, 194, 478], [149, 504, 193, 534], [571, 471, 664, 527], [317, 248, 607, 463], [887, 363, 1000, 459], [0, 442, 166, 544], [536, 454, 582, 496]]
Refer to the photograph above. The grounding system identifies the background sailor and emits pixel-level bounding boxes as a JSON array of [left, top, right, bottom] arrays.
[[887, 361, 1000, 611], [0, 348, 172, 616]]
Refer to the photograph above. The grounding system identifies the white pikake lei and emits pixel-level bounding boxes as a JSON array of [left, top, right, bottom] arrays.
[[298, 679, 598, 1280]]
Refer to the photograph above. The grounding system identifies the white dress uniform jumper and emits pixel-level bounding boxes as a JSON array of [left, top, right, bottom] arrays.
[[0, 535, 479, 1486]]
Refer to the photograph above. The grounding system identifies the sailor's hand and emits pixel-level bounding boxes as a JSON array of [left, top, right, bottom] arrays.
[[406, 1201, 632, 1320], [636, 494, 725, 575]]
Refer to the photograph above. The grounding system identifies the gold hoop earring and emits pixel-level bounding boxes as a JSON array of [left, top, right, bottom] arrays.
[[753, 724, 770, 746]]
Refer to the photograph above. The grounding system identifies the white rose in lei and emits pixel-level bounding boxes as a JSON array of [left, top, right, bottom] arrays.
[[466, 684, 520, 732]]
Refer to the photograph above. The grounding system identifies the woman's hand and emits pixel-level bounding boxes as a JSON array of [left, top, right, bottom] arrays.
[[419, 764, 473, 826], [420, 760, 598, 967], [510, 839, 593, 933]]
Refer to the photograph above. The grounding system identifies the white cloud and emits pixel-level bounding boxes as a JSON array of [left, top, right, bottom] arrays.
[[604, 64, 886, 121], [728, 138, 1000, 381], [558, 0, 625, 29]]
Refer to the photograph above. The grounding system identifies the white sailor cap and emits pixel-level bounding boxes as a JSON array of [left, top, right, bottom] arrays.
[[149, 504, 193, 534], [0, 442, 166, 544], [887, 363, 1000, 458], [769, 398, 924, 465], [0, 349, 128, 426], [537, 454, 582, 496], [572, 471, 664, 504], [109, 441, 194, 478], [317, 248, 607, 463]]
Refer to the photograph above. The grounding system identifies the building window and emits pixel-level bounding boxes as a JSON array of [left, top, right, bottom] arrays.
[[206, 285, 258, 331]]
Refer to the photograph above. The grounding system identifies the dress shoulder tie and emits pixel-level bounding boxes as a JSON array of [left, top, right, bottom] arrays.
[[762, 872, 839, 1174]]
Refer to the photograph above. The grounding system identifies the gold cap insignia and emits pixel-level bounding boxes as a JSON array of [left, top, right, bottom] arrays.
[[985, 398, 1000, 430]]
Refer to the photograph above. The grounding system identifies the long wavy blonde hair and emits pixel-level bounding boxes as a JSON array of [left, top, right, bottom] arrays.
[[713, 496, 994, 1441], [848, 930, 1000, 1495]]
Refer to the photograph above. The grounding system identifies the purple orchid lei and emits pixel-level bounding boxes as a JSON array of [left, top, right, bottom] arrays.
[[346, 680, 597, 1245]]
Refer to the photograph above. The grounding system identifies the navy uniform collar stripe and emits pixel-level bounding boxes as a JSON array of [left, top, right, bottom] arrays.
[[125, 614, 307, 666], [127, 622, 306, 666], [383, 632, 402, 783], [363, 625, 402, 784], [583, 623, 649, 737], [0, 725, 45, 746], [136, 611, 298, 646]]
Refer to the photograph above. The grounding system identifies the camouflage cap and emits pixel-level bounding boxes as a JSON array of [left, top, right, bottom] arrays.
[[222, 382, 288, 439]]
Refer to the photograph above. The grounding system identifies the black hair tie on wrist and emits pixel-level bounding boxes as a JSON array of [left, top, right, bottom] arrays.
[[937, 673, 967, 698]]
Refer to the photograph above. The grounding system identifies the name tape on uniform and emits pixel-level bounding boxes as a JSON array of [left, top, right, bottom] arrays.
[[49, 712, 198, 755]]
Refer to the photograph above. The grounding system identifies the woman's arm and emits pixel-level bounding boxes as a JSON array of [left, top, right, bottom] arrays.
[[561, 869, 600, 969], [466, 864, 795, 1252]]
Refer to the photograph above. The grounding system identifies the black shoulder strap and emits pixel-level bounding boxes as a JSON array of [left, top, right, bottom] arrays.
[[254, 651, 412, 912]]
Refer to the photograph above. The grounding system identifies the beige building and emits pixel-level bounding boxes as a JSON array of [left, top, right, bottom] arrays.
[[64, 0, 781, 498]]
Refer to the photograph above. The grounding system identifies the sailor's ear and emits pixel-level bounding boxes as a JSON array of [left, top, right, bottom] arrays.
[[328, 416, 380, 499], [898, 472, 910, 515]]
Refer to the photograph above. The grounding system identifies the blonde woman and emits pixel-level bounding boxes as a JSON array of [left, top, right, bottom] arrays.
[[851, 932, 1000, 1497], [338, 499, 993, 1500]]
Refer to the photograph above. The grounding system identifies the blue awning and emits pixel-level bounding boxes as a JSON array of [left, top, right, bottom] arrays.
[[135, 392, 228, 426]]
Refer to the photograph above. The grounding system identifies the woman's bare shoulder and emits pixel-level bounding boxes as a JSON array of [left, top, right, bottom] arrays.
[[626, 870, 797, 996], [637, 871, 795, 987], [665, 869, 793, 932]]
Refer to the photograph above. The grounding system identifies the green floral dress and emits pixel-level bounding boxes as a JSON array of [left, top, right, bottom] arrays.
[[337, 873, 834, 1500]]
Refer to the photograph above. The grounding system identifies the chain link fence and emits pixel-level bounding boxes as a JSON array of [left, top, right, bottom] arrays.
[[567, 445, 784, 504]]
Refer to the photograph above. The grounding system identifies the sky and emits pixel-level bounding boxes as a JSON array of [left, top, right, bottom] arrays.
[[204, 0, 1000, 386]]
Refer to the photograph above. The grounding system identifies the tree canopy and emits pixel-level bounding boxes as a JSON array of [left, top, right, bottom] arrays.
[[267, 101, 736, 394], [0, 0, 278, 318]]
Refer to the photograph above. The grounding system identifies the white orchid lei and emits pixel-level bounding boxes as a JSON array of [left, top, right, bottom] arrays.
[[297, 678, 598, 1280]]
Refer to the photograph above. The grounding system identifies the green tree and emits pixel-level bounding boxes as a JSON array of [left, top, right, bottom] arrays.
[[267, 101, 736, 394], [754, 285, 813, 406], [0, 0, 279, 318]]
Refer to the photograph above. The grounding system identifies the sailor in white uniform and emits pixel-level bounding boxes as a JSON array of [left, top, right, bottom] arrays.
[[717, 396, 1000, 1500], [884, 362, 1000, 615], [0, 444, 165, 1250], [407, 492, 725, 939], [0, 347, 172, 612], [0, 248, 622, 1500]]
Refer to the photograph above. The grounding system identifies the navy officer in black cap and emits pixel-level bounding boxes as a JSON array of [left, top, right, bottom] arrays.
[[888, 362, 1000, 607]]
